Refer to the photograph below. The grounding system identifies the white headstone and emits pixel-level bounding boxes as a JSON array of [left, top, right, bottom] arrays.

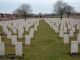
[[29, 28, 34, 38], [12, 27, 17, 34], [0, 36, 1, 42], [15, 42, 22, 56], [34, 24, 38, 31], [77, 24, 80, 30], [59, 30, 64, 37], [18, 29, 23, 38], [64, 27, 67, 33], [25, 26, 29, 32], [63, 34, 69, 44], [55, 27, 59, 33], [12, 35, 17, 45], [77, 33, 80, 44], [69, 30, 74, 37], [0, 42, 5, 55], [72, 27, 75, 32], [25, 35, 30, 45], [7, 31, 12, 39], [18, 32, 23, 38], [71, 41, 78, 54]]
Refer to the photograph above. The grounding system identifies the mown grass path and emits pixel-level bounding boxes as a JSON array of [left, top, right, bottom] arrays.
[[24, 20, 80, 60]]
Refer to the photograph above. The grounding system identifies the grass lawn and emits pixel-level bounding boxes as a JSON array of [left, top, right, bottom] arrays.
[[0, 20, 80, 60], [24, 20, 80, 60]]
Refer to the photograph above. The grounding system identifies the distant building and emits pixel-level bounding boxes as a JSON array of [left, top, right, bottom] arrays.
[[0, 13, 16, 20], [0, 12, 80, 21]]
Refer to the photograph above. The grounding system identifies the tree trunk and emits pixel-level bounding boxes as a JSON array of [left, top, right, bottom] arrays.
[[68, 12, 70, 18], [24, 16, 26, 21], [60, 13, 63, 20], [24, 14, 26, 21]]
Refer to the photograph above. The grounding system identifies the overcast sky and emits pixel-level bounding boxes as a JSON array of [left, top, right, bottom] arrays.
[[0, 0, 80, 14]]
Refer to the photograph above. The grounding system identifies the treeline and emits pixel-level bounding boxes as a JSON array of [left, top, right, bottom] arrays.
[[0, 0, 77, 20], [13, 0, 76, 20]]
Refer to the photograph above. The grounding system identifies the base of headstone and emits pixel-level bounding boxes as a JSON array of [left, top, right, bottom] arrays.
[[15, 54, 24, 59], [16, 55, 24, 59], [0, 55, 5, 58], [6, 54, 15, 59], [71, 53, 79, 56], [68, 52, 79, 56], [6, 54, 24, 59], [26, 45, 30, 48]]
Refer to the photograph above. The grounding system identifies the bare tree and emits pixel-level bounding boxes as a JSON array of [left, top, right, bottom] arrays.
[[13, 8, 22, 19], [13, 4, 32, 20], [54, 1, 66, 20], [65, 5, 75, 18]]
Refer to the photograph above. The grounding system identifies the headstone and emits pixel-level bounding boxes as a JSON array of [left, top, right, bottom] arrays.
[[15, 42, 22, 56], [71, 41, 78, 55], [18, 32, 23, 38], [50, 24, 53, 28], [34, 24, 38, 31], [4, 27, 9, 34], [25, 26, 29, 32], [29, 28, 34, 38], [59, 29, 64, 37], [18, 29, 23, 38], [64, 27, 67, 33], [12, 27, 17, 34], [12, 35, 17, 45], [69, 30, 74, 37], [25, 35, 30, 45], [72, 27, 75, 32], [0, 42, 5, 55], [77, 24, 80, 30], [55, 27, 59, 33], [7, 31, 12, 39], [63, 34, 69, 44], [77, 33, 80, 44], [0, 36, 1, 42]]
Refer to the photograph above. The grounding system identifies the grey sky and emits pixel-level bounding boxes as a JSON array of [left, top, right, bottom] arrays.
[[0, 0, 80, 14]]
